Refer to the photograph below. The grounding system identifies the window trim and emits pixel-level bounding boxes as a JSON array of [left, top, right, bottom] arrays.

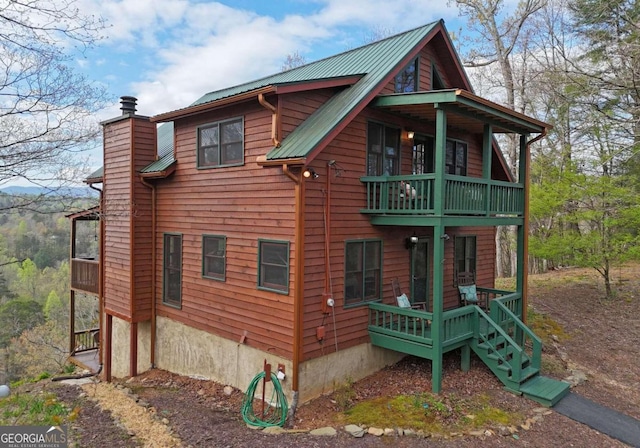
[[257, 239, 290, 294], [343, 238, 383, 308], [366, 121, 401, 176], [454, 235, 477, 285], [202, 234, 226, 281], [196, 116, 244, 169], [162, 233, 182, 309]]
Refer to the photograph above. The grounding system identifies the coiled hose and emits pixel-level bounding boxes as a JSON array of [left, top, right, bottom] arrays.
[[241, 371, 288, 428]]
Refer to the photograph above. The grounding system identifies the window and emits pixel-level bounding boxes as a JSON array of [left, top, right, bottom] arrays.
[[413, 135, 434, 174], [163, 233, 182, 307], [258, 240, 289, 293], [197, 117, 244, 168], [446, 140, 467, 175], [203, 235, 225, 281], [395, 58, 418, 93], [344, 240, 382, 306], [367, 122, 400, 176], [454, 236, 476, 283], [432, 63, 445, 90]]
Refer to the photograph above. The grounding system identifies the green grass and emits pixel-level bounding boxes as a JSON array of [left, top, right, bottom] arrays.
[[0, 390, 72, 426], [343, 392, 521, 434]]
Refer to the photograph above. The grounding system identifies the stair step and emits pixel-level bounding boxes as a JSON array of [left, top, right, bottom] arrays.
[[511, 365, 539, 382], [519, 375, 571, 407]]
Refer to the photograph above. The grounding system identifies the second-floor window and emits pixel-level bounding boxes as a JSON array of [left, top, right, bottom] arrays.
[[197, 117, 244, 168], [367, 122, 400, 176], [413, 136, 467, 176]]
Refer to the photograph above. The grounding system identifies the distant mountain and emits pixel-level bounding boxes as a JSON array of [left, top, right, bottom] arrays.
[[0, 186, 99, 197]]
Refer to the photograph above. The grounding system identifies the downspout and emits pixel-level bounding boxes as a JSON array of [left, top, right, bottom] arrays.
[[140, 176, 157, 368], [282, 163, 303, 422], [258, 93, 281, 147], [521, 129, 547, 324], [88, 183, 105, 370]]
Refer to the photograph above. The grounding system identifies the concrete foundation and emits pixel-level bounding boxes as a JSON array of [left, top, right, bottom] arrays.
[[108, 314, 404, 403]]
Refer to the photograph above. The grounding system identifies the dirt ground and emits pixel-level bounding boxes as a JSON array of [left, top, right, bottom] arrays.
[[52, 265, 639, 447]]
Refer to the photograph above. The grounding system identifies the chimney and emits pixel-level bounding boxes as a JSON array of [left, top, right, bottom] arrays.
[[120, 96, 138, 115]]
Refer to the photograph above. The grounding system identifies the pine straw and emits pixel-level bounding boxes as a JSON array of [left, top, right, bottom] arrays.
[[81, 382, 182, 447]]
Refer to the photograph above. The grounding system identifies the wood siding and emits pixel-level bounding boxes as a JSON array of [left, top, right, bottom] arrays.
[[103, 117, 156, 322], [153, 102, 297, 360]]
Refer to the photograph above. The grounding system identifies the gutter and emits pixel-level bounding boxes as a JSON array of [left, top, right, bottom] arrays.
[[282, 164, 304, 423]]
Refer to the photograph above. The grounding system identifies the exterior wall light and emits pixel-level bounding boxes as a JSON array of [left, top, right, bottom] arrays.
[[303, 168, 319, 179], [405, 235, 419, 249], [406, 130, 415, 139]]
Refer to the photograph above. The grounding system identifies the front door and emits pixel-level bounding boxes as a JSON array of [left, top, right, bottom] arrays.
[[410, 238, 430, 311]]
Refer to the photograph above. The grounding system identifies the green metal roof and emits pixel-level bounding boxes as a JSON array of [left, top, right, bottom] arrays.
[[265, 21, 440, 161], [140, 152, 175, 174], [191, 21, 439, 109]]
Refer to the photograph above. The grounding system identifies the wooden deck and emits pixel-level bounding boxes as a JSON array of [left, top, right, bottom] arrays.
[[69, 349, 100, 373]]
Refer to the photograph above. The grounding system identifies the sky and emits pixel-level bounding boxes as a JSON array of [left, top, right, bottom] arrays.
[[75, 0, 469, 119]]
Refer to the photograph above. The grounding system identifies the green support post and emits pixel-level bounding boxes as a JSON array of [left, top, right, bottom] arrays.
[[433, 106, 447, 217], [431, 221, 445, 393], [483, 124, 493, 216]]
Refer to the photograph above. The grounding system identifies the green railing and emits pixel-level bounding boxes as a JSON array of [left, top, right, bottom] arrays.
[[360, 174, 524, 216], [368, 303, 433, 343]]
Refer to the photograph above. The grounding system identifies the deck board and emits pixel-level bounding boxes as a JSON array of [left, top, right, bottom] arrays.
[[69, 349, 100, 373]]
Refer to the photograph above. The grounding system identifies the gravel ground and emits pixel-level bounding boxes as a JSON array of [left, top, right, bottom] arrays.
[[51, 265, 639, 447]]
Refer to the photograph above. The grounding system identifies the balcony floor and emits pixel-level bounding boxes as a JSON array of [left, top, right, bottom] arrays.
[[69, 349, 100, 373]]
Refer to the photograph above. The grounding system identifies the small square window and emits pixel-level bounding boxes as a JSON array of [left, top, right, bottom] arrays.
[[197, 117, 244, 168], [203, 235, 225, 281]]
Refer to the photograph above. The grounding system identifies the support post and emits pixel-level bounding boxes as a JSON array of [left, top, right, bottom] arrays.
[[431, 221, 445, 393], [483, 124, 493, 216]]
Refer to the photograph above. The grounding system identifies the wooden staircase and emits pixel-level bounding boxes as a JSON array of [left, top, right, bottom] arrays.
[[471, 306, 570, 407]]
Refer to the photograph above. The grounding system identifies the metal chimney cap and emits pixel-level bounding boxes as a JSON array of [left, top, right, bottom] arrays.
[[120, 96, 138, 115]]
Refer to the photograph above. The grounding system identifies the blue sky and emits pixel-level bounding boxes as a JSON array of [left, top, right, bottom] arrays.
[[75, 0, 469, 119]]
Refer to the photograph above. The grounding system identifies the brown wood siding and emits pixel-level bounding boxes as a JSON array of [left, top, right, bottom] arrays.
[[300, 104, 497, 361], [153, 102, 297, 360], [280, 90, 334, 139], [103, 120, 134, 319]]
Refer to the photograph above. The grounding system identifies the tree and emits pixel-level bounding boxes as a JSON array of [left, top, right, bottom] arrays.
[[281, 51, 307, 71], [0, 0, 109, 211]]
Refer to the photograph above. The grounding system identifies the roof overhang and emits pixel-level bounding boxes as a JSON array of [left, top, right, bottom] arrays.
[[66, 206, 100, 221], [371, 89, 549, 135]]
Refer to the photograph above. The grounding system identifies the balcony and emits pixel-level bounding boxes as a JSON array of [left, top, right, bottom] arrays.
[[71, 258, 99, 294], [360, 174, 524, 224]]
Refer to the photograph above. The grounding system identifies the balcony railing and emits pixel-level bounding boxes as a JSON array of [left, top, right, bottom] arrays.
[[72, 328, 100, 354], [71, 258, 99, 294], [360, 174, 524, 217]]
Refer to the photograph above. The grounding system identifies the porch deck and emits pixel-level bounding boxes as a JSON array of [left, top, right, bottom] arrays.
[[69, 349, 100, 373]]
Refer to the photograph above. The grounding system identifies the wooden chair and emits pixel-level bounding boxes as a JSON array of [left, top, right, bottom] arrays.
[[392, 278, 426, 310], [457, 271, 488, 310]]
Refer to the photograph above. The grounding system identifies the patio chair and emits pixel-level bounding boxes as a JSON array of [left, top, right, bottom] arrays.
[[392, 278, 426, 310], [457, 271, 488, 310]]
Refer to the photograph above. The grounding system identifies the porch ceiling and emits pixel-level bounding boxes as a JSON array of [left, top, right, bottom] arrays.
[[371, 89, 549, 135]]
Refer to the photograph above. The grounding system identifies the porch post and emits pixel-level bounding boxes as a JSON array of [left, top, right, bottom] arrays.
[[431, 221, 445, 393], [483, 124, 493, 217], [433, 105, 447, 216], [516, 134, 529, 321]]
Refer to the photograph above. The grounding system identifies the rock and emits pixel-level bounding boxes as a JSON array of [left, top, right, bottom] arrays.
[[384, 428, 395, 436], [565, 370, 587, 387], [161, 418, 170, 425], [126, 377, 135, 383], [59, 378, 95, 386], [246, 424, 261, 430], [403, 429, 415, 437], [469, 430, 485, 437], [138, 400, 150, 408], [197, 388, 205, 396], [310, 427, 337, 436], [262, 426, 286, 435], [396, 428, 404, 436], [367, 427, 384, 436], [344, 424, 365, 438], [223, 386, 234, 396]]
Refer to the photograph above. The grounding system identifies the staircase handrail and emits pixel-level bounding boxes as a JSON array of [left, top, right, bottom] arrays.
[[493, 300, 542, 371], [475, 307, 526, 382]]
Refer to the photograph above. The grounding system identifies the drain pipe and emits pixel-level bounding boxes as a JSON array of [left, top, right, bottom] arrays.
[[140, 176, 157, 368], [258, 94, 281, 147], [282, 163, 304, 423]]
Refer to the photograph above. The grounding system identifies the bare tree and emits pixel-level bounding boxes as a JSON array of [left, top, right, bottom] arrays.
[[281, 50, 307, 71], [0, 0, 109, 211]]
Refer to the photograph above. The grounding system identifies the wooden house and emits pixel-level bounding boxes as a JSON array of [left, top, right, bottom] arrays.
[[68, 20, 569, 408]]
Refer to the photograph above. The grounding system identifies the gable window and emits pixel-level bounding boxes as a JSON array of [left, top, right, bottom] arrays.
[[367, 122, 400, 176], [258, 240, 289, 293], [454, 235, 476, 283], [202, 235, 225, 281], [344, 240, 382, 306], [432, 63, 445, 90], [446, 140, 467, 175], [197, 117, 244, 168], [395, 57, 418, 93], [163, 233, 182, 307]]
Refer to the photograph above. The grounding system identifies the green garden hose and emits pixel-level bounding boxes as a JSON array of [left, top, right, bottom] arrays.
[[241, 371, 288, 427]]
